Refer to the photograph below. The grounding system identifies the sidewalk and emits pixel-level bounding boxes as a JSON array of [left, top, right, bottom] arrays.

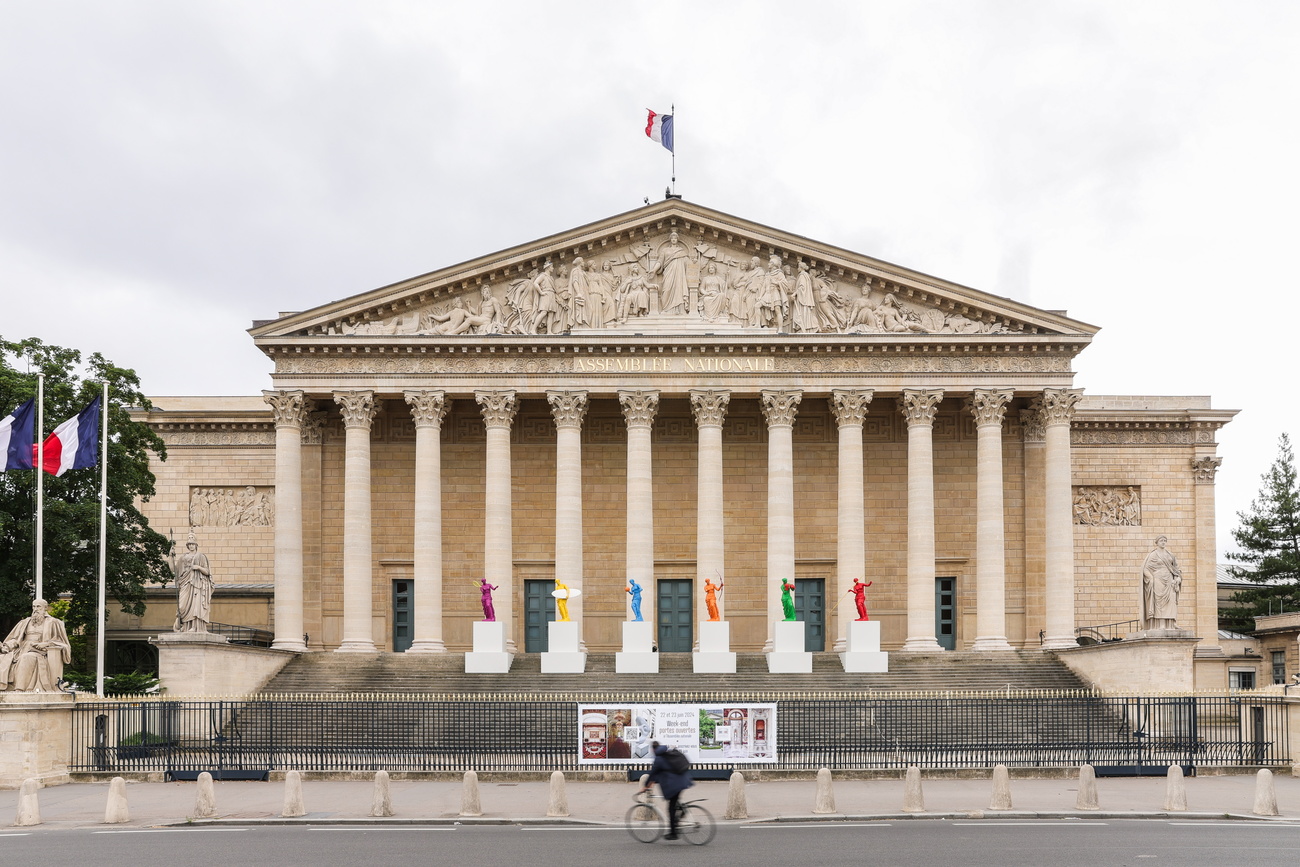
[[3, 773, 1298, 830]]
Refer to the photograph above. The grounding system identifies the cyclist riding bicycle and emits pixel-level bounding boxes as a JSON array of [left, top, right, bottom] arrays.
[[638, 740, 694, 840]]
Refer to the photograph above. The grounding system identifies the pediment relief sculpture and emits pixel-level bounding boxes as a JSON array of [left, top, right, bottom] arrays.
[[325, 231, 1031, 339]]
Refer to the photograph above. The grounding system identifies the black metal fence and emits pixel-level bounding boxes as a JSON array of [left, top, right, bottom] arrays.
[[68, 692, 1291, 777]]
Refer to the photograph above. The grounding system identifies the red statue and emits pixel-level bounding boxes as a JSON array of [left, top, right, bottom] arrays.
[[851, 578, 873, 621]]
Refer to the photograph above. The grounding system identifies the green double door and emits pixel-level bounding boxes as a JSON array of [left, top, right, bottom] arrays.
[[794, 578, 826, 652], [525, 579, 557, 652], [657, 579, 693, 653]]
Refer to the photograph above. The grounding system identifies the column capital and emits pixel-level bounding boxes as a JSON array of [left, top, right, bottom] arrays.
[[302, 411, 326, 445], [404, 390, 449, 428], [760, 389, 802, 428], [618, 389, 660, 429], [1192, 455, 1223, 484], [263, 389, 312, 429], [547, 390, 590, 430], [333, 390, 378, 429], [1020, 407, 1046, 443], [830, 388, 874, 427], [475, 389, 518, 429], [689, 389, 731, 428], [1037, 388, 1083, 427], [968, 388, 1015, 427], [899, 388, 944, 427]]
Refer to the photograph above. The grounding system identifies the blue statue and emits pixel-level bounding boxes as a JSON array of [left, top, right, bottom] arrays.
[[626, 578, 644, 622]]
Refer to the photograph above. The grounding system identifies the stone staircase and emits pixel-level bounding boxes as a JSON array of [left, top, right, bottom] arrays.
[[257, 650, 1094, 697]]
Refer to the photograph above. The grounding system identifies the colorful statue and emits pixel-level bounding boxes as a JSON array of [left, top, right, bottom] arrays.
[[554, 579, 571, 622], [626, 578, 644, 622], [851, 578, 873, 621], [704, 577, 724, 622], [478, 579, 497, 621], [780, 579, 797, 621]]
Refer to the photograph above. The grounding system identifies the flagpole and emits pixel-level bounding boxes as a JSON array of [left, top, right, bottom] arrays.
[[96, 381, 108, 697], [671, 102, 676, 196], [35, 373, 44, 601]]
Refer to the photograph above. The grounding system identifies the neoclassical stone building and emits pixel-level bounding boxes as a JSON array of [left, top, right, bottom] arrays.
[[133, 200, 1235, 680]]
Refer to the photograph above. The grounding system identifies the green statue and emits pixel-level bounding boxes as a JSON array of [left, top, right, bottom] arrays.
[[780, 579, 797, 621]]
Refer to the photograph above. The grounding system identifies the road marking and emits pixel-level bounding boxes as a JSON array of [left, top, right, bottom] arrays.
[[93, 828, 252, 834], [517, 827, 632, 832], [0, 833, 32, 838], [950, 822, 1107, 827], [741, 823, 892, 829], [308, 827, 458, 831], [1167, 822, 1300, 828]]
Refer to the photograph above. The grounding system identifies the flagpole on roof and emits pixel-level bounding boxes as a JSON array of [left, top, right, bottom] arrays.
[[35, 373, 44, 601], [671, 103, 676, 197], [96, 381, 108, 697]]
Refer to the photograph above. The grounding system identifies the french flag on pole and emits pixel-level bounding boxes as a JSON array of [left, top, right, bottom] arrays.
[[645, 109, 674, 153], [0, 399, 36, 471], [37, 396, 100, 476]]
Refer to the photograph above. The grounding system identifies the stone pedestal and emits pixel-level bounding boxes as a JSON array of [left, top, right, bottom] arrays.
[[840, 620, 889, 673], [616, 621, 658, 673], [464, 621, 514, 673], [152, 632, 297, 696], [693, 621, 737, 673], [766, 620, 812, 673], [541, 621, 587, 673], [0, 693, 73, 789]]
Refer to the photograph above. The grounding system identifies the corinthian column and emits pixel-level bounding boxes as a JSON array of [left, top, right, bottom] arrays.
[[333, 390, 379, 652], [405, 390, 449, 653], [691, 389, 730, 625], [548, 390, 589, 647], [761, 389, 802, 652], [1192, 455, 1225, 656], [477, 390, 518, 651], [620, 390, 659, 632], [969, 388, 1014, 651], [1040, 388, 1083, 650], [831, 389, 873, 652], [264, 389, 311, 653], [901, 388, 944, 652]]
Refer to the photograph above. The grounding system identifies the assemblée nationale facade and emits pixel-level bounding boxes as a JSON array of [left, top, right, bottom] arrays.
[[132, 200, 1236, 677]]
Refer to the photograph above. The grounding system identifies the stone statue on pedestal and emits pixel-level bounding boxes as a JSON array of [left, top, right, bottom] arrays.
[[173, 534, 213, 634], [0, 599, 71, 693], [1141, 535, 1182, 630]]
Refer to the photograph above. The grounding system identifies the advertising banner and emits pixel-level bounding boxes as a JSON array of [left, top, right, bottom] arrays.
[[577, 703, 777, 765]]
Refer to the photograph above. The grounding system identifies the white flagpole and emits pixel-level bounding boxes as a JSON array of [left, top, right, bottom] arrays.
[[96, 382, 108, 697], [35, 373, 44, 601]]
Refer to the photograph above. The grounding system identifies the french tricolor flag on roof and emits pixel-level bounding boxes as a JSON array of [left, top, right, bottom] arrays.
[[0, 399, 36, 471], [645, 109, 673, 153], [37, 396, 100, 476]]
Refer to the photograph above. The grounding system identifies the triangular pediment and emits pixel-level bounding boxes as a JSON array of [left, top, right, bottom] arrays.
[[249, 200, 1097, 342]]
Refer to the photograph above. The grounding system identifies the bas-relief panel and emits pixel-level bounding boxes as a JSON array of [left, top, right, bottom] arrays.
[[189, 486, 275, 527], [1073, 486, 1142, 526], [158, 428, 275, 446], [1072, 427, 1210, 446]]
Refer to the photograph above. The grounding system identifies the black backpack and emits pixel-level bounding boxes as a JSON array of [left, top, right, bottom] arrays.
[[663, 747, 691, 775]]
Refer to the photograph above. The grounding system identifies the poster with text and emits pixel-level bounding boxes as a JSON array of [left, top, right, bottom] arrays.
[[577, 703, 777, 764]]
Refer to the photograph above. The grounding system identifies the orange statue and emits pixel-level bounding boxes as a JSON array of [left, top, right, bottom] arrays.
[[704, 577, 724, 621]]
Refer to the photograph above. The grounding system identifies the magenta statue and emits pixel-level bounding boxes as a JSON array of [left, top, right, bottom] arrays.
[[479, 579, 498, 621], [852, 578, 873, 621]]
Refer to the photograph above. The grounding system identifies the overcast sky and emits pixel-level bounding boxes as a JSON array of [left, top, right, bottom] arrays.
[[2, 1, 1296, 558]]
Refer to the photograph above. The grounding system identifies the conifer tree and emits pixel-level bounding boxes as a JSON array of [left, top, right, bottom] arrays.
[[1225, 434, 1300, 631]]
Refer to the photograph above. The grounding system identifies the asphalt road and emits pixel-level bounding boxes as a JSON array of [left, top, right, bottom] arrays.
[[4, 820, 1300, 867]]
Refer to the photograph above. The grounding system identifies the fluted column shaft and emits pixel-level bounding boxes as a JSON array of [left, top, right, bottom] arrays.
[[620, 391, 660, 632], [477, 390, 518, 651], [1192, 455, 1224, 656], [762, 390, 802, 651], [970, 388, 1014, 651], [1041, 388, 1083, 649], [902, 389, 944, 651], [549, 391, 589, 646], [265, 390, 310, 652], [691, 390, 730, 626], [334, 390, 378, 652], [831, 389, 873, 652], [405, 391, 449, 653]]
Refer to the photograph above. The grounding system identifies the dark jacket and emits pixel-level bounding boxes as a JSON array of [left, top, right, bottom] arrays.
[[647, 745, 695, 799]]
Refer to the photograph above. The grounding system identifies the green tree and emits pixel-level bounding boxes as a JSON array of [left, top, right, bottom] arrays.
[[0, 337, 171, 639], [1224, 433, 1300, 632]]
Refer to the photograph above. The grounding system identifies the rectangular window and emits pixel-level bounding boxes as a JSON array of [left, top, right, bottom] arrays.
[[1229, 668, 1256, 690], [1272, 651, 1287, 685]]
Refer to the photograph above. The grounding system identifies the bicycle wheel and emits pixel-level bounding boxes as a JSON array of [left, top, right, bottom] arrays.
[[625, 801, 665, 843], [678, 803, 716, 845]]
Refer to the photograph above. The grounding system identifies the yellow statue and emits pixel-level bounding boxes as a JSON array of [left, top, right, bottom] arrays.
[[554, 579, 571, 622]]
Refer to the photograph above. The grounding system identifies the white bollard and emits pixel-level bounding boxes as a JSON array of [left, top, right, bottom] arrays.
[[903, 766, 925, 813], [371, 770, 394, 818], [103, 776, 130, 824], [1075, 764, 1099, 811], [282, 770, 306, 818], [989, 764, 1012, 811], [813, 767, 836, 814], [194, 771, 217, 819], [14, 778, 41, 827], [1163, 764, 1187, 812], [460, 769, 482, 817], [546, 770, 569, 817], [725, 771, 748, 820], [1252, 768, 1279, 817]]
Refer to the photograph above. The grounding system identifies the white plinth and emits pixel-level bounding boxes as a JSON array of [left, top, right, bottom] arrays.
[[766, 620, 812, 673], [541, 621, 587, 673], [840, 620, 889, 673], [693, 621, 736, 673], [616, 621, 658, 673], [465, 621, 514, 673]]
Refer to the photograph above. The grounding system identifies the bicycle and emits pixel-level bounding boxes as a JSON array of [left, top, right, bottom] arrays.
[[625, 791, 717, 845]]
